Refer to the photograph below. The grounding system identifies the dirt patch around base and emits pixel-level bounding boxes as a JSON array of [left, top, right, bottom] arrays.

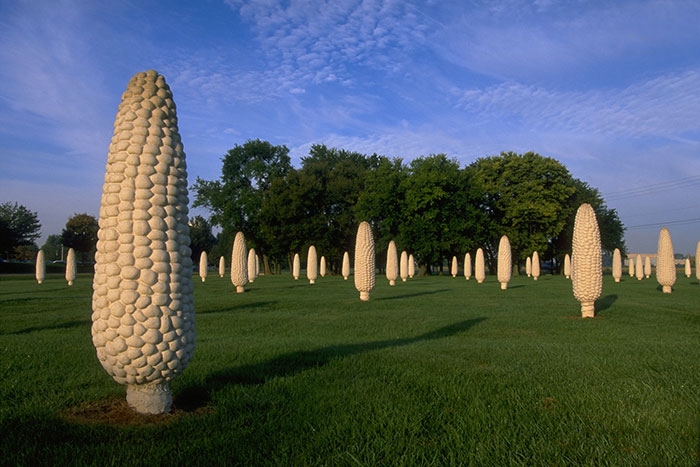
[[60, 395, 213, 427]]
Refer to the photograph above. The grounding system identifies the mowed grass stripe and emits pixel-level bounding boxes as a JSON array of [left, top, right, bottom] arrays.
[[0, 272, 698, 466]]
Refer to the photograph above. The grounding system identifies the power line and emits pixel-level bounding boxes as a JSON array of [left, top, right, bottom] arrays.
[[605, 174, 700, 201], [625, 217, 700, 230]]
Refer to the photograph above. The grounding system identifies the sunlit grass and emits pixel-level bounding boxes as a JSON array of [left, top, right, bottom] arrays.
[[1, 271, 699, 465]]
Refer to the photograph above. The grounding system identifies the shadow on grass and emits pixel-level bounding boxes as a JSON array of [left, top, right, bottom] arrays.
[[195, 301, 279, 315], [596, 294, 618, 315], [179, 317, 486, 408], [376, 289, 449, 301], [3, 319, 91, 336]]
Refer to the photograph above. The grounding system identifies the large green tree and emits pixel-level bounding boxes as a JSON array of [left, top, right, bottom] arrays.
[[61, 213, 99, 262], [42, 234, 64, 261], [0, 201, 41, 259], [469, 152, 578, 269], [193, 139, 292, 274]]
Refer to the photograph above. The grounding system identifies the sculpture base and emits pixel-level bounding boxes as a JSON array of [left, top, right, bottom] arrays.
[[580, 301, 595, 318], [126, 382, 172, 414], [662, 285, 672, 294], [359, 291, 370, 301]]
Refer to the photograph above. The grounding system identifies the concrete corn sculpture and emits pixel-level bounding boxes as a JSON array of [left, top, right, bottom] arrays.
[[635, 254, 644, 280], [386, 240, 398, 286], [66, 248, 76, 286], [656, 227, 675, 293], [684, 258, 691, 278], [531, 251, 540, 281], [563, 253, 571, 279], [342, 251, 350, 280], [199, 251, 208, 282], [571, 203, 602, 318], [612, 248, 622, 282], [400, 250, 408, 282], [464, 252, 471, 280], [644, 256, 651, 279], [231, 231, 248, 293], [293, 253, 300, 280], [628, 256, 635, 277], [91, 70, 195, 414], [219, 255, 225, 278], [35, 250, 45, 285], [475, 248, 485, 284], [696, 241, 700, 282], [320, 256, 327, 277], [354, 221, 375, 301], [451, 256, 458, 278], [307, 245, 318, 284], [526, 256, 532, 277], [247, 248, 257, 283], [497, 235, 511, 290], [408, 254, 415, 278]]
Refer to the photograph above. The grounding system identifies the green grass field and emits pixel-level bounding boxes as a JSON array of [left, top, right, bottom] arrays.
[[1, 271, 698, 466]]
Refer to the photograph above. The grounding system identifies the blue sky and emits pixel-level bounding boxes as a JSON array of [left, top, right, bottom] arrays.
[[1, 0, 699, 255]]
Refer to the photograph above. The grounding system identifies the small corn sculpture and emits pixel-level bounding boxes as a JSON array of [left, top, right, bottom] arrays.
[[571, 203, 602, 318], [684, 258, 691, 278], [408, 254, 415, 278], [199, 251, 208, 282], [307, 245, 318, 284], [464, 252, 472, 280], [563, 253, 571, 279], [247, 248, 257, 283], [475, 248, 485, 284], [219, 255, 225, 278], [525, 256, 532, 277], [497, 235, 511, 290], [35, 250, 45, 285], [612, 248, 622, 283], [644, 256, 651, 279], [386, 240, 398, 286], [696, 241, 700, 282], [292, 253, 300, 280], [656, 227, 676, 293], [320, 256, 327, 277], [231, 231, 248, 293], [531, 251, 540, 280], [400, 250, 408, 282], [342, 251, 350, 280], [66, 248, 76, 286], [354, 221, 375, 301], [92, 70, 195, 414], [451, 256, 458, 278], [635, 254, 644, 280]]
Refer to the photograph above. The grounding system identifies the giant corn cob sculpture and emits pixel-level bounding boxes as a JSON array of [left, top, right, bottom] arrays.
[[219, 255, 225, 277], [644, 256, 651, 279], [354, 221, 375, 300], [684, 258, 691, 278], [342, 251, 350, 280], [475, 248, 485, 284], [408, 254, 415, 278], [92, 70, 195, 414], [635, 254, 644, 280], [320, 256, 327, 277], [386, 240, 398, 286], [400, 250, 408, 282], [451, 256, 458, 278], [199, 251, 208, 282], [307, 245, 318, 284], [497, 235, 511, 290], [612, 248, 622, 282], [656, 227, 676, 293], [35, 250, 45, 285], [464, 252, 471, 280], [231, 232, 248, 293], [293, 253, 300, 280], [247, 248, 257, 283], [66, 248, 76, 286], [571, 203, 602, 318], [531, 251, 540, 280]]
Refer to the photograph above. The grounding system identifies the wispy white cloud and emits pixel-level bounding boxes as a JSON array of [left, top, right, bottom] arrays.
[[454, 70, 700, 141]]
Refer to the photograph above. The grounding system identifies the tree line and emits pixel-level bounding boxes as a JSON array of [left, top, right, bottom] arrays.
[[193, 139, 626, 275]]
